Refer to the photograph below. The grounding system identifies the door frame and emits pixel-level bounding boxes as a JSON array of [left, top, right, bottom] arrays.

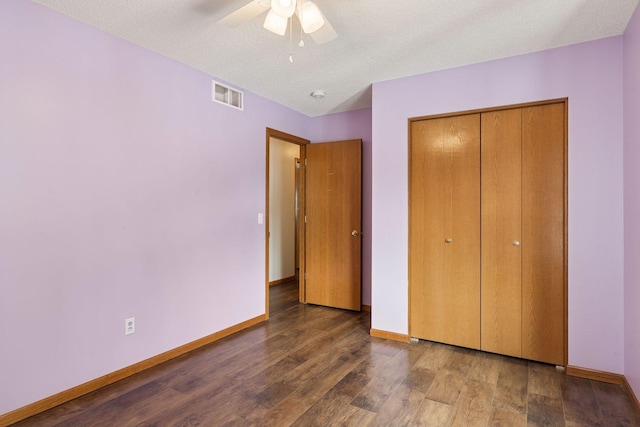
[[265, 128, 309, 319]]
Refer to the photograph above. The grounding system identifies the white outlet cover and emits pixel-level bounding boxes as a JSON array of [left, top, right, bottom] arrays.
[[125, 317, 135, 335]]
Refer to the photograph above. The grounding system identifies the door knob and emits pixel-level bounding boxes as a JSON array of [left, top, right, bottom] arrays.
[[445, 238, 452, 243], [352, 230, 359, 237], [513, 240, 521, 247]]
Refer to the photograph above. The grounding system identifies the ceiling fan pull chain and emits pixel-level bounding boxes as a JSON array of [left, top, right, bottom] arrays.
[[299, 2, 305, 48], [289, 16, 294, 62]]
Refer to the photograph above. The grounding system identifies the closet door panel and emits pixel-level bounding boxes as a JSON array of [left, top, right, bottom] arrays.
[[481, 109, 523, 358], [521, 103, 566, 365], [409, 114, 481, 349]]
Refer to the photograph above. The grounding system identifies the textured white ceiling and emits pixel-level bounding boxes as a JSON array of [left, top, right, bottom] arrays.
[[32, 0, 639, 117]]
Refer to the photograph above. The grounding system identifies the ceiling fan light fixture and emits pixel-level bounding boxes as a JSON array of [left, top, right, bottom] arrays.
[[264, 9, 288, 35], [271, 0, 296, 18], [300, 1, 324, 34]]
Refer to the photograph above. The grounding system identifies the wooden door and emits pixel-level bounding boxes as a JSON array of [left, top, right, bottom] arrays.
[[305, 139, 362, 311], [521, 103, 566, 365], [409, 114, 481, 349], [481, 109, 523, 357]]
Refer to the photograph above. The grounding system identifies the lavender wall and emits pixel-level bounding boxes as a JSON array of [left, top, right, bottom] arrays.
[[308, 108, 373, 305], [624, 6, 640, 399], [0, 0, 320, 415], [371, 38, 625, 374]]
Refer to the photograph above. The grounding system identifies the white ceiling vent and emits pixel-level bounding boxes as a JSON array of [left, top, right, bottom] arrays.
[[212, 81, 243, 110]]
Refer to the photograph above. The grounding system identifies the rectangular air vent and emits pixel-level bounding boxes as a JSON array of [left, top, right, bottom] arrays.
[[212, 81, 243, 110]]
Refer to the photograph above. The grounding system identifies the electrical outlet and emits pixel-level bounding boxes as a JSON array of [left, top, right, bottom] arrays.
[[125, 317, 135, 335]]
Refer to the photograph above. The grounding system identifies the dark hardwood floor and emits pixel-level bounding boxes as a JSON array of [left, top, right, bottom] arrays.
[[13, 281, 640, 426]]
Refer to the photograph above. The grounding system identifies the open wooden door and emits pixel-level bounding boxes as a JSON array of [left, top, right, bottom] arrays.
[[304, 139, 362, 311]]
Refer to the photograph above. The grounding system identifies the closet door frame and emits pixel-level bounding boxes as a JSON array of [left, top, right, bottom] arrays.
[[408, 98, 568, 366]]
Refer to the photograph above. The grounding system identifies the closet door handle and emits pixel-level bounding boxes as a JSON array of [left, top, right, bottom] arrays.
[[513, 240, 521, 247], [445, 238, 452, 243]]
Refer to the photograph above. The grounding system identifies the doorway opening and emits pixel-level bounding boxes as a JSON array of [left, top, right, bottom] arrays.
[[265, 128, 309, 318]]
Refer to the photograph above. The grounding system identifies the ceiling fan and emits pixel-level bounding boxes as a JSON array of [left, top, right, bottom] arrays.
[[218, 0, 337, 45]]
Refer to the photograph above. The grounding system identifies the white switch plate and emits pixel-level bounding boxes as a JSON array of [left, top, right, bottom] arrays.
[[125, 317, 135, 335], [258, 213, 264, 224]]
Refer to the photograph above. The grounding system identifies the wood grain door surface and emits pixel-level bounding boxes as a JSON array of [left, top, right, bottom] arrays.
[[409, 114, 481, 349], [305, 139, 362, 311], [521, 103, 566, 365], [481, 108, 523, 358]]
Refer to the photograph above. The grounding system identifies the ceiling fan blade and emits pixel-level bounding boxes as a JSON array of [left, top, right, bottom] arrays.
[[217, 0, 270, 26], [310, 12, 337, 44]]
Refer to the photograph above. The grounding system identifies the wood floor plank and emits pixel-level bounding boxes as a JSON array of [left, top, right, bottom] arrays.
[[289, 348, 394, 427], [248, 343, 370, 425], [351, 341, 424, 413], [492, 357, 529, 413], [488, 407, 527, 426], [253, 381, 298, 410], [280, 333, 372, 391], [291, 392, 352, 426], [310, 310, 362, 332], [423, 346, 476, 406], [449, 379, 495, 426], [527, 392, 565, 426], [178, 332, 290, 384], [217, 414, 253, 426], [368, 382, 428, 426], [280, 318, 367, 366], [591, 381, 640, 426], [403, 366, 437, 394], [561, 375, 605, 426], [242, 355, 306, 387], [468, 351, 502, 385], [528, 361, 563, 399], [366, 336, 407, 357], [332, 405, 377, 426], [424, 365, 468, 406], [150, 377, 258, 426], [528, 391, 562, 410], [444, 347, 477, 373], [414, 340, 455, 371], [331, 354, 392, 398], [411, 398, 455, 426]]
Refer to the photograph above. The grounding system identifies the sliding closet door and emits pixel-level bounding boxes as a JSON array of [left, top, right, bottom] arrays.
[[521, 103, 566, 365], [409, 114, 481, 349], [481, 109, 523, 358]]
